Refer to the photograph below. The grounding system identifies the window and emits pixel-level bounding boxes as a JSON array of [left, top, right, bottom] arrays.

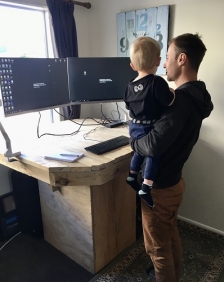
[[0, 2, 52, 58], [0, 1, 56, 143]]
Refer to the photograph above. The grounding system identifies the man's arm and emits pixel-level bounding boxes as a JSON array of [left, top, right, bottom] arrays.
[[130, 93, 190, 157]]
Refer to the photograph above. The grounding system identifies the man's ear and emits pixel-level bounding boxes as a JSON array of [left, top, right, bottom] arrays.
[[130, 62, 137, 71], [178, 53, 187, 66]]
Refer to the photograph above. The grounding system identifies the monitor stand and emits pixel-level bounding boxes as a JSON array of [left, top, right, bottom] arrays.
[[0, 100, 21, 162]]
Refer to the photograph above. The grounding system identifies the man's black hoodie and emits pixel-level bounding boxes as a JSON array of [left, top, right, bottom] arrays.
[[130, 81, 214, 188]]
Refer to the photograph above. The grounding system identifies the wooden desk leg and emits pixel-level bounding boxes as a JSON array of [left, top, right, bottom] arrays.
[[91, 171, 136, 273], [38, 171, 136, 274]]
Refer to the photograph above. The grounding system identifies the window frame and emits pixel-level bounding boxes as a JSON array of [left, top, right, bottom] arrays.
[[0, 1, 57, 125]]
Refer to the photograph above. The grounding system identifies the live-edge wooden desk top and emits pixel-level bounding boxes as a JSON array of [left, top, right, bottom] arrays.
[[0, 119, 133, 188], [0, 119, 136, 274]]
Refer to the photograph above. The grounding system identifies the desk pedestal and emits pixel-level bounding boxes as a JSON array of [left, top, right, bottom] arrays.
[[38, 170, 136, 274]]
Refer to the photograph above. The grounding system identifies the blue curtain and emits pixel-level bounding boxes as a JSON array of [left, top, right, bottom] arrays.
[[46, 0, 81, 119]]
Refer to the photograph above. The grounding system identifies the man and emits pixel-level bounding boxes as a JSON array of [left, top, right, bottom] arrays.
[[130, 33, 213, 282]]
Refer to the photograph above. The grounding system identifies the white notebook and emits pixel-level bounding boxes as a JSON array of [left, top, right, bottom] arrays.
[[44, 152, 84, 163]]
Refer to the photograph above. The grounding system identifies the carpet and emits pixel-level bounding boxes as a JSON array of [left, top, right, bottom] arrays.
[[0, 232, 93, 282], [90, 220, 224, 282]]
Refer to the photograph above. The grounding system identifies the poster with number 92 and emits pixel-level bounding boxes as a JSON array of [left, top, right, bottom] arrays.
[[116, 5, 169, 75]]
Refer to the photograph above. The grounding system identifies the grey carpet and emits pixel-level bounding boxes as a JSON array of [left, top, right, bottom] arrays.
[[90, 220, 224, 282], [0, 233, 93, 282], [2, 220, 224, 282]]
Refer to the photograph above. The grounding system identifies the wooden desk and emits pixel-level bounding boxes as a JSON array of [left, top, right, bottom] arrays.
[[0, 119, 136, 274]]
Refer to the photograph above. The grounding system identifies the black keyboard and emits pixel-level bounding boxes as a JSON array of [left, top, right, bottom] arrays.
[[84, 135, 130, 155]]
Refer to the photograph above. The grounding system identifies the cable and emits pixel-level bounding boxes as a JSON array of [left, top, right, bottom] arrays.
[[36, 110, 107, 138], [36, 108, 127, 144], [37, 112, 81, 138], [111, 102, 121, 121], [53, 108, 104, 126], [100, 102, 122, 123], [0, 232, 21, 251], [100, 103, 112, 123], [83, 125, 105, 142]]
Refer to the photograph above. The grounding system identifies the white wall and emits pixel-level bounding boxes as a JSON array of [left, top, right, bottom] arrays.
[[74, 0, 224, 232]]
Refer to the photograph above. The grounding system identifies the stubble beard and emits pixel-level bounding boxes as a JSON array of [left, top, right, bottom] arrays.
[[166, 73, 174, 82], [167, 68, 180, 82]]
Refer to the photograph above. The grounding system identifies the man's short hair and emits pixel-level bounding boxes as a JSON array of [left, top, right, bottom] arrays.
[[130, 36, 161, 72], [169, 33, 207, 71]]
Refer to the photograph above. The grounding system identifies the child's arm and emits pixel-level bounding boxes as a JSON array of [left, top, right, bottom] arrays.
[[168, 88, 175, 106]]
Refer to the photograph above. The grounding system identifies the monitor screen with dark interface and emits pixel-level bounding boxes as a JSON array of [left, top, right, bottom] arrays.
[[0, 58, 70, 117], [67, 57, 136, 104]]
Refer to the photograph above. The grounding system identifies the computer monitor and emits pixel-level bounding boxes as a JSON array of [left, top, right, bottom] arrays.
[[0, 57, 136, 117], [0, 58, 70, 117], [0, 57, 135, 160], [67, 57, 136, 104]]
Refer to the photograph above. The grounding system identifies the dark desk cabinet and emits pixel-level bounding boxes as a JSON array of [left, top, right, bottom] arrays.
[[11, 170, 43, 238]]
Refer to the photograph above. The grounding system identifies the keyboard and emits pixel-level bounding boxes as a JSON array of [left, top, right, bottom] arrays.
[[84, 135, 130, 155]]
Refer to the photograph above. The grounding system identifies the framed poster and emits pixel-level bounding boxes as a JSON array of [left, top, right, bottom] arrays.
[[116, 5, 169, 75]]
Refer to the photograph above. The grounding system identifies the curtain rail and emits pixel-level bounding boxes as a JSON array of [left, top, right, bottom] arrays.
[[62, 0, 91, 9], [73, 1, 91, 9]]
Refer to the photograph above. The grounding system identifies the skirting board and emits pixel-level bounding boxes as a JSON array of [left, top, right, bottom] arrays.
[[178, 215, 224, 236]]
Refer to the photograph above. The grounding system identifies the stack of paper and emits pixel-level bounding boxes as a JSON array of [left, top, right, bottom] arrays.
[[44, 152, 84, 163]]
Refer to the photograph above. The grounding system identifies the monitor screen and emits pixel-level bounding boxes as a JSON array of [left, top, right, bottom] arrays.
[[0, 58, 70, 117], [67, 57, 136, 104]]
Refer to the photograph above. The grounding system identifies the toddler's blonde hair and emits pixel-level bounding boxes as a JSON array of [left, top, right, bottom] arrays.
[[130, 36, 160, 72]]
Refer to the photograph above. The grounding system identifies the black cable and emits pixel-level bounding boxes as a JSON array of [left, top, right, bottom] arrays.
[[100, 103, 122, 123], [37, 111, 81, 138], [100, 103, 112, 123], [53, 108, 104, 126], [36, 109, 108, 138], [111, 102, 121, 121]]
